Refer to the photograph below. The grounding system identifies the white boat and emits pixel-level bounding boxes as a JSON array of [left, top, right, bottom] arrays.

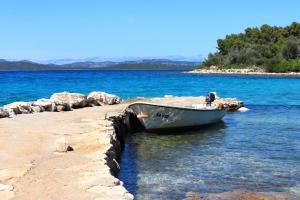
[[127, 102, 227, 131]]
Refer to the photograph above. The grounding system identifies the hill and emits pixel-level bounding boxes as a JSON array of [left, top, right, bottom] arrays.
[[0, 59, 199, 71], [102, 59, 198, 70], [201, 22, 300, 72], [0, 60, 59, 70]]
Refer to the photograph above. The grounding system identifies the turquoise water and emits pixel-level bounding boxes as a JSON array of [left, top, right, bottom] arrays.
[[119, 106, 300, 199], [0, 70, 300, 106], [1, 70, 300, 199]]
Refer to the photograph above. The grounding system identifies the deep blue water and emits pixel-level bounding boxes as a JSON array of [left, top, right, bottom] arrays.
[[1, 70, 300, 199], [0, 70, 300, 106]]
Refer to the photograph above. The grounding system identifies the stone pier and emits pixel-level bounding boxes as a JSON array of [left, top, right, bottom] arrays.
[[0, 96, 244, 200]]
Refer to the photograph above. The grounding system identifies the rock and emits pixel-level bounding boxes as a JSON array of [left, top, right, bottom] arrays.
[[87, 92, 121, 106], [16, 102, 33, 114], [0, 108, 9, 118], [55, 105, 64, 112], [50, 92, 87, 109], [55, 104, 71, 112], [219, 98, 244, 111], [31, 106, 43, 113], [55, 137, 73, 152], [33, 98, 56, 112], [3, 102, 33, 115], [124, 193, 134, 200], [3, 103, 21, 116]]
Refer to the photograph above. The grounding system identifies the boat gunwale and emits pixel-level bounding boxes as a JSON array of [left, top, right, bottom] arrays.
[[128, 102, 227, 112]]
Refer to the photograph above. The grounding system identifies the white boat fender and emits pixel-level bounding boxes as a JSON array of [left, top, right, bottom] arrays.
[[238, 107, 249, 112]]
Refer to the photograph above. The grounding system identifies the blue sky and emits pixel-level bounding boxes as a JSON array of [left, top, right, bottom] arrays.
[[1, 0, 300, 61]]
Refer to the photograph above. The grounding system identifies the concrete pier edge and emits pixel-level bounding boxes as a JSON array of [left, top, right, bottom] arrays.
[[0, 94, 245, 200]]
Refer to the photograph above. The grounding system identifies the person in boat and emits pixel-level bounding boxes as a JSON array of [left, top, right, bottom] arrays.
[[205, 92, 216, 106]]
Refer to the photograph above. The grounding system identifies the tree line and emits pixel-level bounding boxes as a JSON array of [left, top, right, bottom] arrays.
[[202, 22, 300, 72]]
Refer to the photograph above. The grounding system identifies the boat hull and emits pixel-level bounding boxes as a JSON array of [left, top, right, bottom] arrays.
[[128, 103, 227, 130]]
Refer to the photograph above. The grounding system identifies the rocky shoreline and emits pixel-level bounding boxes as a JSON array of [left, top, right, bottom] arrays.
[[0, 92, 244, 119], [185, 68, 300, 77], [0, 91, 121, 118]]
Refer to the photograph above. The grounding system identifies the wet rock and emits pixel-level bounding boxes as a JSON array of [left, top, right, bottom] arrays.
[[33, 98, 56, 112], [50, 92, 88, 109], [87, 92, 121, 106], [0, 108, 9, 118], [3, 102, 33, 115]]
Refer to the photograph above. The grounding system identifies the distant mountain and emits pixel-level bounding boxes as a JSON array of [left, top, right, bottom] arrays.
[[40, 55, 204, 65], [61, 61, 119, 68], [0, 60, 57, 70], [104, 59, 199, 70], [0, 59, 200, 71]]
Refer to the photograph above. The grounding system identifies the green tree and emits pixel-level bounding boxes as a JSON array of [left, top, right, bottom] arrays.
[[282, 38, 299, 59], [202, 22, 300, 72]]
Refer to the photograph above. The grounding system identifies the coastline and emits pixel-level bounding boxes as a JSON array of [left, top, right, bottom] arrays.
[[0, 94, 244, 200], [1, 93, 299, 199], [184, 69, 300, 77]]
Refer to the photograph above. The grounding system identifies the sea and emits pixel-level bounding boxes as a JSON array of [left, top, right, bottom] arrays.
[[1, 70, 300, 199]]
